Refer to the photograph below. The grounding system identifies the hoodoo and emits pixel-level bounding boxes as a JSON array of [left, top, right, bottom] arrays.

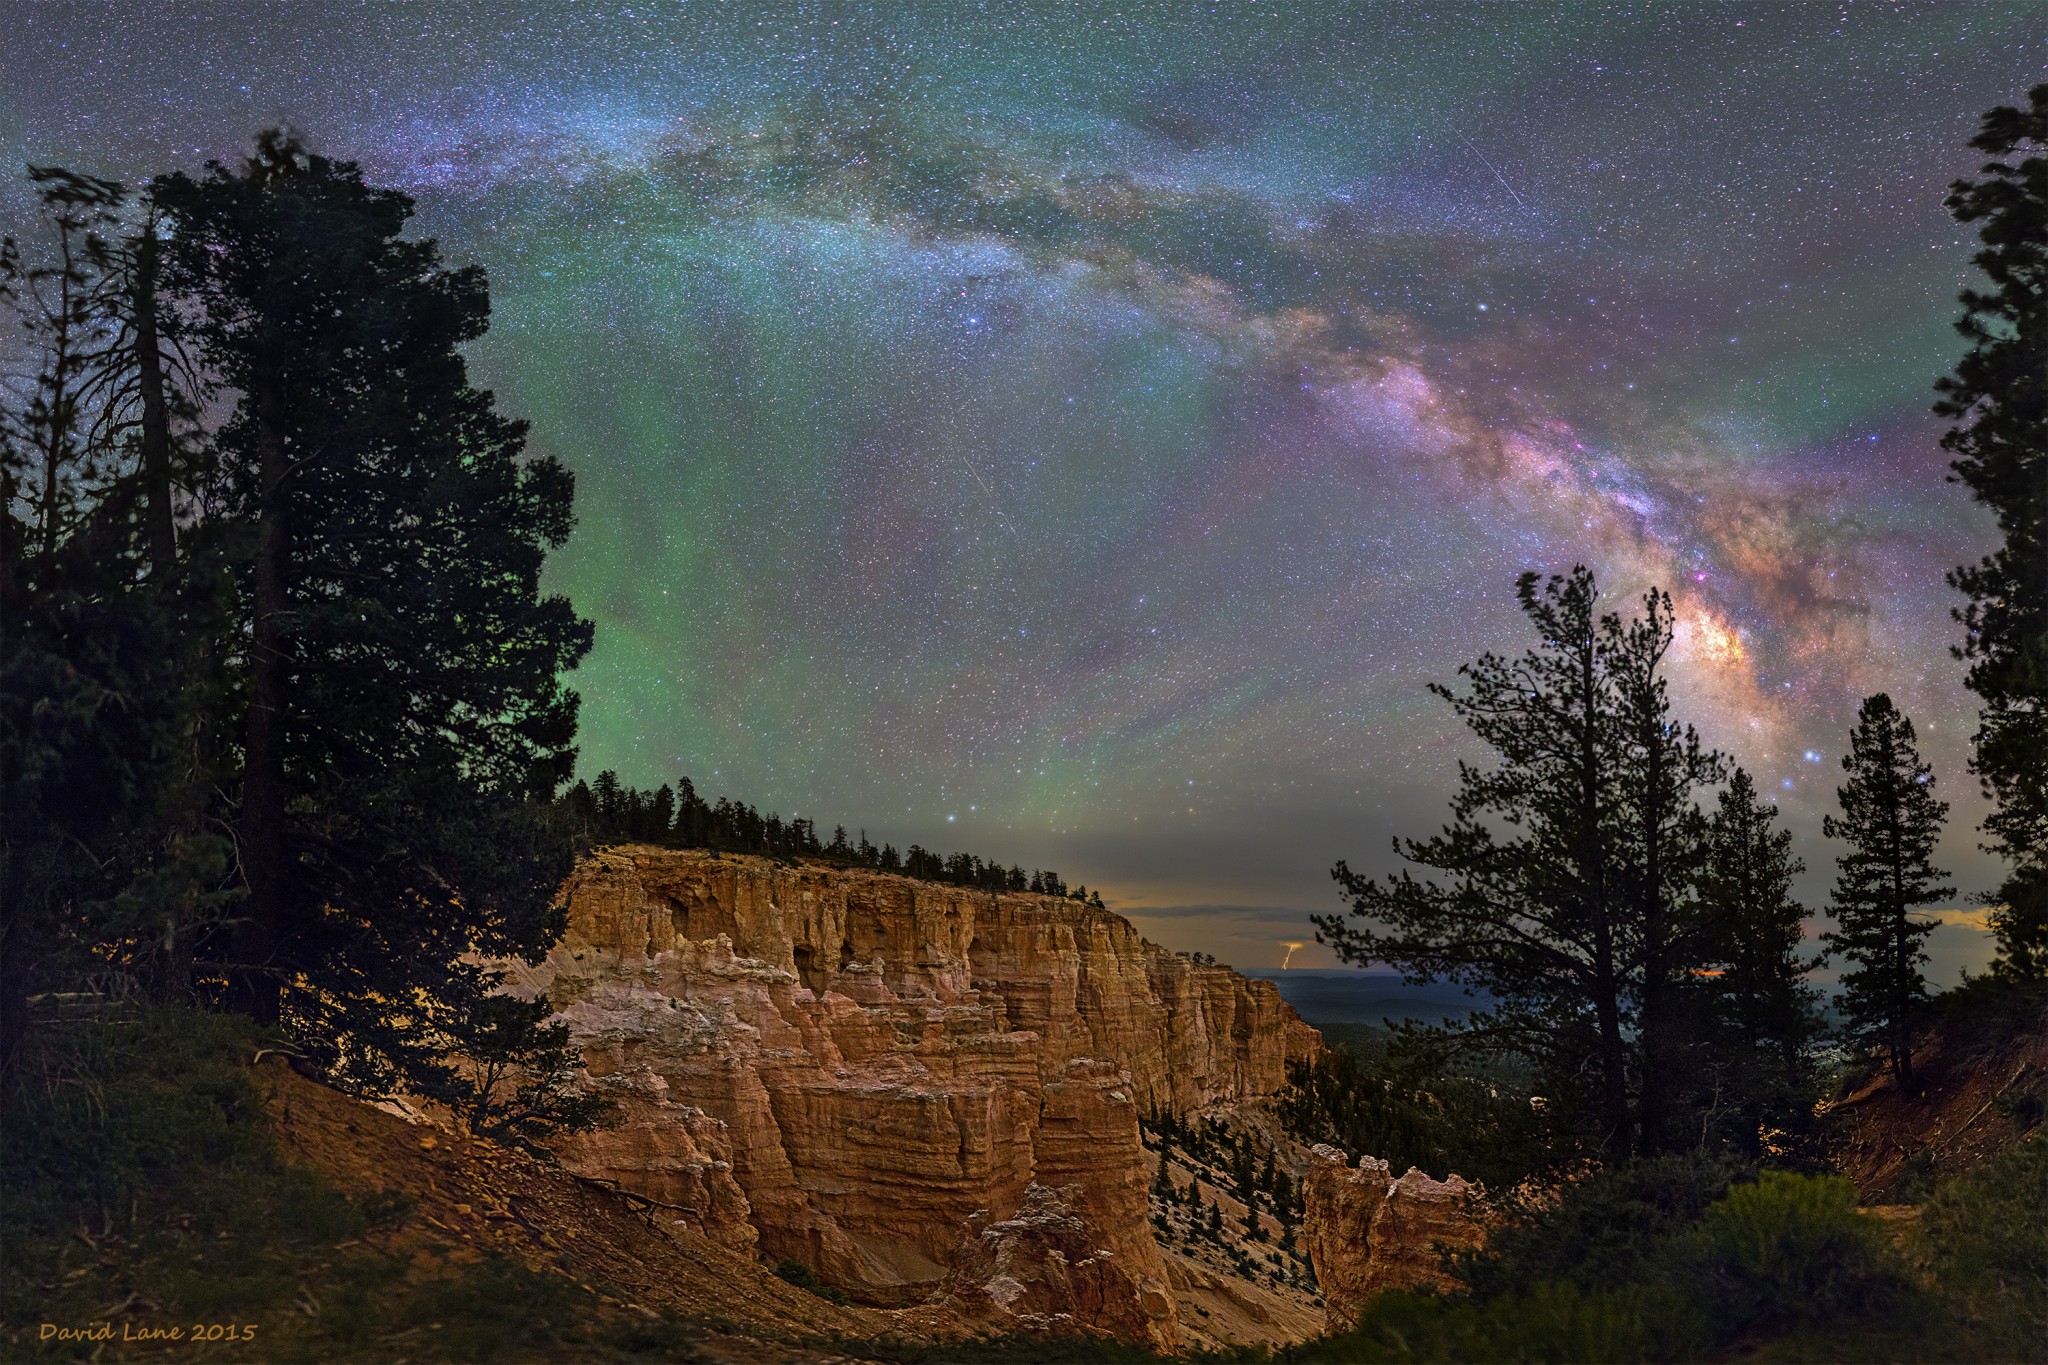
[[507, 846, 1323, 1349]]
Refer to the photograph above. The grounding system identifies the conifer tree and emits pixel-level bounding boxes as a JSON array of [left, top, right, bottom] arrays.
[[1321, 567, 1692, 1154], [1697, 769, 1822, 1150], [648, 784, 676, 842], [0, 167, 239, 1066], [1607, 586, 1725, 1151], [1823, 696, 1953, 1083], [154, 133, 593, 1097], [1937, 84, 2048, 980]]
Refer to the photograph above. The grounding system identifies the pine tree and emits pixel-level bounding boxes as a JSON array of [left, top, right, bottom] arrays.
[[648, 785, 676, 842], [1823, 696, 1953, 1083], [153, 133, 593, 1098], [1607, 587, 1726, 1151], [428, 990, 607, 1154], [1697, 769, 1823, 1151], [1937, 84, 2048, 980], [1321, 567, 1724, 1155], [1, 167, 224, 1064], [591, 771, 624, 836], [675, 777, 707, 845]]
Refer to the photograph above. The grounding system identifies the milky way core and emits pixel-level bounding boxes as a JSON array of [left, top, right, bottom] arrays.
[[9, 3, 2039, 970]]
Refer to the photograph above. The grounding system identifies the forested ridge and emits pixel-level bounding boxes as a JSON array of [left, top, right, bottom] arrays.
[[559, 770, 1107, 902]]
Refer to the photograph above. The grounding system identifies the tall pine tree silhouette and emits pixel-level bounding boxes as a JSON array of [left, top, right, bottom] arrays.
[[1320, 566, 1727, 1155], [1822, 695, 1952, 1084], [1937, 84, 2048, 980], [1697, 769, 1821, 1151], [155, 133, 593, 1095]]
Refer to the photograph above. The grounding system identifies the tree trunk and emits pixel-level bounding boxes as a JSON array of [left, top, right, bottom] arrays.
[[37, 241, 76, 569], [1580, 640, 1632, 1152], [1592, 926, 1631, 1151], [1636, 729, 1671, 1155], [238, 361, 289, 1024], [132, 231, 176, 580]]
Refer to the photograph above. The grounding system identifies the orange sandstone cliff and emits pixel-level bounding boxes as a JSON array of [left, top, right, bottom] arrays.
[[508, 846, 1324, 1350], [1302, 1145, 1488, 1331]]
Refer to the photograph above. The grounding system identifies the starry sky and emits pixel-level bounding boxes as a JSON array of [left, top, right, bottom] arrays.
[[7, 3, 2041, 976]]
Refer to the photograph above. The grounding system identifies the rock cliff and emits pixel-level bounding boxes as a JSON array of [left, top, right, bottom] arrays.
[[1302, 1145, 1487, 1331], [510, 847, 1323, 1350]]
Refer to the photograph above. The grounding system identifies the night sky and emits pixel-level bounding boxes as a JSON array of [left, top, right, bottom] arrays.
[[8, 3, 2041, 974]]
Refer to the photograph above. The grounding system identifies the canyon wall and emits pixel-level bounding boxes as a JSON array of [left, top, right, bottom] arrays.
[[511, 846, 1322, 1350], [1302, 1145, 1488, 1331]]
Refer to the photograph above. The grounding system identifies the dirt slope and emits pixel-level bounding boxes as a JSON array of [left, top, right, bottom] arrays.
[[1832, 985, 2048, 1202], [253, 1054, 960, 1361]]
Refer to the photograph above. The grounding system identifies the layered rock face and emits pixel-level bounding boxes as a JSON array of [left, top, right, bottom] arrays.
[[1303, 1145, 1487, 1330], [512, 847, 1322, 1350]]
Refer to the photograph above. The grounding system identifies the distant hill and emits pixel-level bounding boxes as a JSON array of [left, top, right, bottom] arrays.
[[1241, 970, 1490, 1029]]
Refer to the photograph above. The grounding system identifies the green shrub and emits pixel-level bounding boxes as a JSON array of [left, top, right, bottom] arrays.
[[1917, 1136, 2048, 1353], [1311, 1161, 1939, 1363], [1694, 1170, 1900, 1332], [772, 1258, 819, 1290], [1, 1008, 362, 1246], [772, 1257, 848, 1303], [1298, 1282, 1665, 1363], [1460, 1153, 1749, 1300]]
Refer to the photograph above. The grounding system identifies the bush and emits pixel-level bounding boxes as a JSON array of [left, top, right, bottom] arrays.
[[1, 1007, 359, 1245], [1297, 1282, 1663, 1363], [773, 1257, 848, 1304], [1917, 1136, 2048, 1353], [1460, 1153, 1749, 1300], [1695, 1171, 1900, 1332], [1310, 1160, 1932, 1363]]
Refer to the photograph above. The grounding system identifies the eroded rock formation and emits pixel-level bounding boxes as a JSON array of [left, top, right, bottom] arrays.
[[1302, 1145, 1488, 1330], [508, 846, 1322, 1350]]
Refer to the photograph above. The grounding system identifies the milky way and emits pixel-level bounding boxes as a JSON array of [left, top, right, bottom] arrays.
[[7, 3, 2040, 971]]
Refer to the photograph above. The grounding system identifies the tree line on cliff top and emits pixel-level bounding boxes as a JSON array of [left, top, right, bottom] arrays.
[[559, 769, 1107, 904], [1312, 85, 2048, 1166]]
